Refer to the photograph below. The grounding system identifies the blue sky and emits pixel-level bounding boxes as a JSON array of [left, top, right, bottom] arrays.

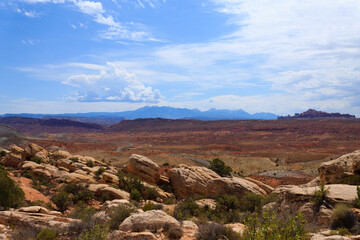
[[1, 0, 360, 116]]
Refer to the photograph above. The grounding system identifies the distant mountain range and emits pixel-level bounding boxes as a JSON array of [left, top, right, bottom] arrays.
[[1, 106, 278, 121]]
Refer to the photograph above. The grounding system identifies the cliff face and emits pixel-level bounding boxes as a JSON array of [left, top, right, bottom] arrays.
[[278, 109, 356, 119]]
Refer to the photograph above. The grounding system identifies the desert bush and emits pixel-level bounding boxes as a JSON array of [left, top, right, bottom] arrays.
[[69, 157, 79, 162], [311, 182, 330, 212], [343, 175, 360, 185], [10, 222, 41, 240], [330, 227, 351, 236], [163, 223, 183, 240], [0, 166, 25, 210], [95, 167, 105, 180], [143, 201, 163, 211], [173, 198, 201, 220], [196, 222, 239, 240], [70, 202, 96, 220], [330, 204, 356, 230], [79, 224, 108, 240], [22, 171, 55, 190], [130, 188, 141, 201], [63, 183, 94, 204], [86, 160, 94, 167], [240, 193, 264, 213], [108, 204, 136, 230], [51, 191, 71, 212], [208, 158, 232, 177], [143, 186, 159, 200], [30, 156, 43, 164], [242, 211, 307, 240], [36, 228, 57, 240], [216, 194, 239, 211], [0, 150, 6, 157], [354, 186, 360, 208]]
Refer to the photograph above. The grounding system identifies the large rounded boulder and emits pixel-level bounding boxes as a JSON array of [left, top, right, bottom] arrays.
[[127, 154, 160, 184]]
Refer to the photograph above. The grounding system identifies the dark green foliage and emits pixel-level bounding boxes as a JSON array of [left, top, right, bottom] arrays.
[[0, 150, 7, 157], [196, 222, 239, 240], [30, 156, 43, 164], [130, 188, 141, 201], [108, 204, 136, 230], [118, 171, 159, 201], [343, 175, 360, 185], [36, 228, 56, 240], [95, 167, 105, 180], [330, 204, 356, 230], [86, 160, 94, 167], [216, 194, 239, 211], [355, 186, 360, 208], [240, 193, 264, 213], [163, 223, 183, 240], [242, 211, 307, 240], [69, 157, 79, 162], [208, 158, 232, 177], [143, 201, 163, 211], [0, 166, 25, 210], [173, 198, 201, 220], [51, 191, 71, 212], [63, 183, 94, 204], [79, 224, 108, 240], [10, 222, 41, 240], [70, 202, 96, 221], [22, 171, 55, 190], [311, 182, 329, 212]]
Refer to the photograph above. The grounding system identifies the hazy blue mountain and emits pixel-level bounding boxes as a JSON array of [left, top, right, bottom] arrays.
[[1, 106, 278, 121]]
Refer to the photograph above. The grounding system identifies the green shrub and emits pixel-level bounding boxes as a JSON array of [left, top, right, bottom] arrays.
[[63, 183, 94, 204], [163, 223, 183, 240], [108, 204, 136, 230], [242, 211, 307, 240], [0, 150, 6, 157], [30, 156, 43, 164], [196, 222, 239, 240], [79, 224, 108, 240], [354, 186, 360, 208], [95, 167, 105, 180], [143, 187, 159, 201], [0, 166, 25, 210], [330, 227, 351, 236], [311, 182, 329, 212], [173, 199, 200, 220], [330, 204, 356, 230], [51, 191, 71, 212], [208, 158, 232, 177], [10, 222, 41, 240], [343, 175, 360, 185], [86, 160, 94, 167], [69, 157, 79, 162], [130, 188, 141, 201], [240, 193, 264, 213], [143, 201, 163, 211], [216, 195, 239, 211], [36, 228, 56, 240], [70, 202, 96, 221]]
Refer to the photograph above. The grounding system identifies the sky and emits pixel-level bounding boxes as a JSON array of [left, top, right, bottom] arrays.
[[1, 0, 360, 116]]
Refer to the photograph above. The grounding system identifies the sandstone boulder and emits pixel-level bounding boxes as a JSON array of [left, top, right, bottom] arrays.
[[207, 177, 267, 199], [127, 154, 160, 184], [51, 150, 71, 159], [102, 172, 119, 184], [10, 145, 24, 155], [4, 153, 23, 167], [245, 177, 274, 194], [109, 231, 157, 240], [181, 221, 198, 240], [89, 184, 130, 200], [66, 173, 95, 184], [100, 199, 131, 211], [119, 210, 180, 232], [23, 143, 49, 162], [195, 199, 217, 210], [169, 165, 220, 199], [318, 150, 360, 184], [225, 223, 246, 235]]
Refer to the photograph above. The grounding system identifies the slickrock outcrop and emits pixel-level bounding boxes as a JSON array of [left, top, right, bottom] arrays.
[[0, 210, 78, 231], [127, 154, 160, 184], [207, 177, 267, 199], [89, 184, 130, 200], [181, 221, 198, 240], [51, 149, 71, 159], [169, 164, 220, 199], [23, 143, 49, 162], [318, 150, 360, 184], [4, 153, 22, 167], [275, 184, 358, 215], [119, 210, 180, 232], [245, 177, 274, 194], [100, 199, 130, 211], [109, 231, 157, 240], [102, 172, 119, 184]]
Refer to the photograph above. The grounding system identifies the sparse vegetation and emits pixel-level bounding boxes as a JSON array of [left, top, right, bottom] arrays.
[[78, 224, 108, 240], [51, 191, 71, 212], [108, 204, 136, 230], [0, 150, 6, 157], [95, 167, 105, 180], [343, 175, 360, 185], [239, 192, 264, 213], [63, 183, 94, 204], [196, 222, 239, 240], [36, 228, 57, 240], [173, 198, 201, 220], [208, 158, 232, 177], [330, 204, 355, 230], [0, 166, 24, 210], [311, 182, 329, 212], [130, 188, 141, 201], [355, 186, 360, 208], [69, 157, 79, 162], [30, 156, 43, 164], [86, 160, 94, 167], [163, 223, 183, 240]]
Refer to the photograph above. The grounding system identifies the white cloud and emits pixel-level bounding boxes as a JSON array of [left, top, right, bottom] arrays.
[[63, 62, 162, 103], [16, 8, 39, 17]]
